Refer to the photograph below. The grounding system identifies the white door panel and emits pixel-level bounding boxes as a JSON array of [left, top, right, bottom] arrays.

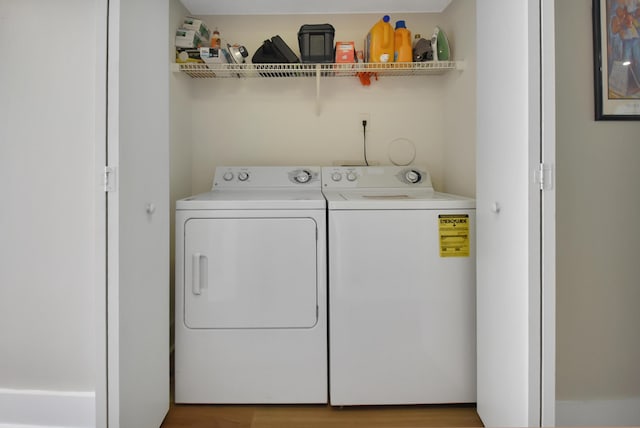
[[476, 0, 555, 426], [183, 217, 318, 329], [476, 1, 539, 427], [540, 1, 557, 425], [106, 0, 170, 426]]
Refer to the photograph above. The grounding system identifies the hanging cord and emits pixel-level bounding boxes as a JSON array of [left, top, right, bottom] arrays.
[[362, 120, 369, 166]]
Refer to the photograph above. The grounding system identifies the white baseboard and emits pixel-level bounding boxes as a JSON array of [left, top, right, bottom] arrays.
[[556, 397, 640, 426], [0, 388, 94, 428]]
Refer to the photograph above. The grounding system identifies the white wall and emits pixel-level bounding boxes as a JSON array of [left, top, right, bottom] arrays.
[[555, 0, 640, 425], [442, 0, 476, 197], [0, 0, 100, 426], [171, 8, 476, 196], [0, 0, 98, 392]]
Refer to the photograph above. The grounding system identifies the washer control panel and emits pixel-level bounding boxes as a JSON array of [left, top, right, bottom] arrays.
[[404, 169, 422, 184], [329, 170, 361, 182], [289, 168, 316, 184], [322, 166, 433, 189], [213, 166, 321, 188]]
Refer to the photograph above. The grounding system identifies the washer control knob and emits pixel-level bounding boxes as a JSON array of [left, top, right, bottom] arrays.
[[331, 172, 342, 182], [294, 170, 312, 183], [346, 172, 358, 182], [405, 169, 422, 184], [222, 172, 234, 181], [238, 172, 249, 182]]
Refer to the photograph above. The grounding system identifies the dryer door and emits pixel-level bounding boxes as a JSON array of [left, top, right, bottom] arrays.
[[183, 217, 318, 329]]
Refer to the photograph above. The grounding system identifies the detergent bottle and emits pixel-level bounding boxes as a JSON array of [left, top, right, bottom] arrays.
[[394, 20, 412, 62], [431, 26, 451, 61], [365, 15, 394, 63]]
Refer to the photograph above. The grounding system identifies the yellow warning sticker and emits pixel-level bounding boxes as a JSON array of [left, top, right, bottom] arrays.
[[439, 214, 470, 257]]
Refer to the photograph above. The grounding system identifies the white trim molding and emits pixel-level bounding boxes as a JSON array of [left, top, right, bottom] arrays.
[[556, 397, 640, 426], [0, 388, 95, 428]]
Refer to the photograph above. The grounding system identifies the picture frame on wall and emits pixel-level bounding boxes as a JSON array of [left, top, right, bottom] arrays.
[[593, 0, 640, 120]]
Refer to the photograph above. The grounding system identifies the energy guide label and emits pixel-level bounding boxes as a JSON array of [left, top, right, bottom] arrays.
[[438, 214, 470, 257]]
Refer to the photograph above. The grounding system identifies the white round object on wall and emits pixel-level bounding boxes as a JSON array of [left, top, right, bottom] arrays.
[[388, 137, 416, 166]]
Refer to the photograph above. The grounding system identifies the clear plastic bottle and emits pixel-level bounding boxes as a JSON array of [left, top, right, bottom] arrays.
[[365, 15, 394, 63], [394, 20, 412, 62]]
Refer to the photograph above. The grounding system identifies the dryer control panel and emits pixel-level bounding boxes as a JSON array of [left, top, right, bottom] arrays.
[[322, 166, 433, 189], [213, 166, 321, 189]]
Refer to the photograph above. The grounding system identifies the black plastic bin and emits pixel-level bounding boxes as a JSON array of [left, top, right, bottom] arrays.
[[298, 24, 335, 63]]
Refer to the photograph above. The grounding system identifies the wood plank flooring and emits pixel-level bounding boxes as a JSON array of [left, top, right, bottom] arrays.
[[161, 402, 484, 427], [163, 357, 483, 428]]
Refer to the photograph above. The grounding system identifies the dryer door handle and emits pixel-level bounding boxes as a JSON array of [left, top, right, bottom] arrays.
[[192, 253, 207, 295]]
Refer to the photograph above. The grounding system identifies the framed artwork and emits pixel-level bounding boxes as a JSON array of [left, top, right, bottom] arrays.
[[593, 0, 640, 120]]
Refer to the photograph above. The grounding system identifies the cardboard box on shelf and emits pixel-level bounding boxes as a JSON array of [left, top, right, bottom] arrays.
[[182, 17, 210, 42], [200, 47, 229, 67], [175, 28, 205, 49], [335, 41, 356, 63]]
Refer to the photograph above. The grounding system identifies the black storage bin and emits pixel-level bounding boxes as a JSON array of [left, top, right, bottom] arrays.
[[298, 24, 335, 63], [252, 36, 300, 77]]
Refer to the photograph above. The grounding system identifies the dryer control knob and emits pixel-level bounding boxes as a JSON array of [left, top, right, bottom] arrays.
[[223, 172, 234, 181], [238, 172, 249, 181], [405, 169, 422, 184], [346, 172, 358, 182], [294, 170, 312, 183], [331, 172, 342, 182]]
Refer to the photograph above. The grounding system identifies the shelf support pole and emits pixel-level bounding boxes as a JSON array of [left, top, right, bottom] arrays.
[[315, 65, 321, 115]]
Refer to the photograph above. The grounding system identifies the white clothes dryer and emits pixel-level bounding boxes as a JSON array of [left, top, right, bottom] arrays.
[[175, 166, 327, 404], [322, 166, 476, 406]]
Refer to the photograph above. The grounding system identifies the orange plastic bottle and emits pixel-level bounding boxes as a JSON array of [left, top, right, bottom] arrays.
[[366, 15, 394, 63], [394, 20, 412, 62], [210, 28, 221, 48]]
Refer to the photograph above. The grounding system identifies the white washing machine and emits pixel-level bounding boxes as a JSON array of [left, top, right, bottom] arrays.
[[175, 166, 327, 404], [322, 166, 476, 406]]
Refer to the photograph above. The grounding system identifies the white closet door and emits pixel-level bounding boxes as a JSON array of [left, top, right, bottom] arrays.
[[476, 0, 555, 426], [106, 0, 170, 427]]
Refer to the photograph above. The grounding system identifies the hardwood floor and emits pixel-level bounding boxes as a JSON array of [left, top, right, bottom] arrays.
[[161, 402, 484, 427], [163, 357, 483, 427]]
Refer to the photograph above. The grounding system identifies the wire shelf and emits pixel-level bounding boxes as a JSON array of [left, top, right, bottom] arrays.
[[175, 61, 462, 79]]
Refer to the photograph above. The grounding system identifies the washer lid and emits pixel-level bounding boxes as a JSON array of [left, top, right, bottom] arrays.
[[323, 189, 475, 210], [177, 188, 326, 210]]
